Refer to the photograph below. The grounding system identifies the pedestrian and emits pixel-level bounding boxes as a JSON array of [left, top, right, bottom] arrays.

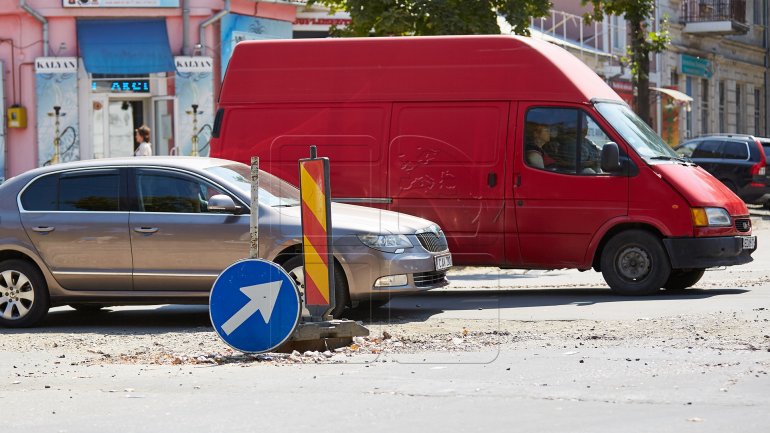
[[134, 125, 153, 156]]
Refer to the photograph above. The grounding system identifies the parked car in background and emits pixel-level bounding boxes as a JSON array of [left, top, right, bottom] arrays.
[[675, 134, 770, 207], [0, 157, 451, 327]]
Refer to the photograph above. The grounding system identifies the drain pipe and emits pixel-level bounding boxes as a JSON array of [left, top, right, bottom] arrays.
[[20, 0, 48, 57], [182, 0, 190, 56], [199, 0, 230, 56]]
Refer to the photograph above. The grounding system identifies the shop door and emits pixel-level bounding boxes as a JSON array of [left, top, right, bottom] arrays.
[[106, 100, 137, 158], [152, 96, 178, 156]]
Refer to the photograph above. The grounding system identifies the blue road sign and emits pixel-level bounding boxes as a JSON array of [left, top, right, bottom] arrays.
[[209, 259, 301, 353]]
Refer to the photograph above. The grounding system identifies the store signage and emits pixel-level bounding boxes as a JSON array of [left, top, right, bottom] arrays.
[[35, 57, 78, 74], [63, 0, 180, 7], [680, 54, 712, 79], [92, 79, 150, 93], [293, 10, 351, 31], [175, 56, 214, 73]]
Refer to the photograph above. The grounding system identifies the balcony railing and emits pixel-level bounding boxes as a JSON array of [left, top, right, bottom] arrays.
[[679, 0, 749, 34]]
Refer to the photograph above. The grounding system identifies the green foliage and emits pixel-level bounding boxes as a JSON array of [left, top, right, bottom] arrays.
[[582, 0, 670, 123], [311, 0, 551, 36]]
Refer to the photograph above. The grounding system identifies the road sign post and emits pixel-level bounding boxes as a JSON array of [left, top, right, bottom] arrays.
[[209, 150, 368, 354], [299, 146, 335, 320]]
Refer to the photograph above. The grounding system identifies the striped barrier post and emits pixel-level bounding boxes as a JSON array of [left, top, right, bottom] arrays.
[[299, 146, 335, 320]]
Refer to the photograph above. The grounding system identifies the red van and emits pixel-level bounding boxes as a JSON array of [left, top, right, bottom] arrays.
[[210, 35, 756, 295]]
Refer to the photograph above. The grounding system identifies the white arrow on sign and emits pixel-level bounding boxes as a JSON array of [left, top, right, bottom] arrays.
[[221, 280, 283, 336]]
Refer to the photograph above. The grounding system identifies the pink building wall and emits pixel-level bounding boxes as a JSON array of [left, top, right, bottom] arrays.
[[0, 0, 295, 178]]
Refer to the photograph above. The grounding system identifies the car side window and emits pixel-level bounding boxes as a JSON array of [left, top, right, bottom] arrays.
[[721, 141, 748, 160], [136, 170, 229, 213], [692, 140, 721, 158], [20, 170, 120, 211], [524, 107, 614, 175], [20, 174, 58, 211]]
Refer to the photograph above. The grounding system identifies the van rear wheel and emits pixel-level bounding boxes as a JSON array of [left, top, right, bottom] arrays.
[[663, 269, 705, 291], [600, 230, 671, 296]]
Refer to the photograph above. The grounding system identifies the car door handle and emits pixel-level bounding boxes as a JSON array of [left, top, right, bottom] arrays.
[[32, 226, 55, 233], [133, 227, 159, 234]]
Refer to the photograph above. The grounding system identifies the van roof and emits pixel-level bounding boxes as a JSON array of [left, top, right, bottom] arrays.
[[220, 35, 622, 105]]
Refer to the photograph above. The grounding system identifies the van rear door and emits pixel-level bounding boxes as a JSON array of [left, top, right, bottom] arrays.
[[513, 104, 629, 268]]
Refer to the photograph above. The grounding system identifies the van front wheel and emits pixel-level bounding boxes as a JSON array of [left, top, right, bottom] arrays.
[[600, 230, 671, 296]]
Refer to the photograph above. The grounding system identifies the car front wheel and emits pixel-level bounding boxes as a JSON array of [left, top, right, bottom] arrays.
[[0, 260, 50, 328], [281, 255, 349, 319], [600, 230, 671, 296]]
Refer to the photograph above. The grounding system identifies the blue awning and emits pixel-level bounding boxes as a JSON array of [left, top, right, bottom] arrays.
[[77, 19, 176, 74]]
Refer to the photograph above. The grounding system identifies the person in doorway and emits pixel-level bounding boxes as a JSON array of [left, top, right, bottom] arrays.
[[134, 125, 153, 156]]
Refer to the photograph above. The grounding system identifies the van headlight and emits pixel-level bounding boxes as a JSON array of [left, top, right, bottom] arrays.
[[691, 207, 731, 227], [357, 234, 413, 251]]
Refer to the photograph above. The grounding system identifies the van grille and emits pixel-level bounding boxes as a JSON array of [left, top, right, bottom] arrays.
[[413, 271, 447, 287], [415, 232, 449, 252], [735, 219, 751, 233]]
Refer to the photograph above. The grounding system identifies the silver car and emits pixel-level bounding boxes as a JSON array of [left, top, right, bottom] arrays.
[[0, 157, 451, 327]]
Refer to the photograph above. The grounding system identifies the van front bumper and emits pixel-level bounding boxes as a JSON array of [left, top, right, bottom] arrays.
[[663, 236, 756, 269]]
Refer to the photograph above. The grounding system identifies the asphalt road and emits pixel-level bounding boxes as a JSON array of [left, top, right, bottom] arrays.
[[2, 209, 769, 433]]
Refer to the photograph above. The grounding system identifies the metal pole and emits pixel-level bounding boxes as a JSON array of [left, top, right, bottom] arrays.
[[249, 156, 259, 259]]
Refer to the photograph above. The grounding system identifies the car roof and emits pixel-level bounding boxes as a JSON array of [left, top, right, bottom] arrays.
[[17, 156, 244, 178]]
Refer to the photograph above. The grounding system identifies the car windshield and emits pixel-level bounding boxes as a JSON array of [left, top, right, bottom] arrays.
[[595, 102, 680, 161], [205, 163, 301, 207]]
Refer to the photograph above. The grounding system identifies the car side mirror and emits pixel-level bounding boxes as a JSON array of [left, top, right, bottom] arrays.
[[208, 194, 240, 213], [601, 142, 622, 173]]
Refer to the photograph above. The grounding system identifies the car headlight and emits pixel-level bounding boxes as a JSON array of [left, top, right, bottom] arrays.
[[691, 207, 731, 227], [357, 233, 413, 251]]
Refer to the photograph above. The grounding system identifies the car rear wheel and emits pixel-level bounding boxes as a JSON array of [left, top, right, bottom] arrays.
[[0, 260, 49, 328], [663, 269, 706, 291], [281, 255, 349, 319], [600, 230, 671, 296]]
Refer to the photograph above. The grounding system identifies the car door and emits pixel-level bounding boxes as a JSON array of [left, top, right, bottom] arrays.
[[19, 168, 132, 291], [512, 104, 629, 268], [129, 167, 250, 292]]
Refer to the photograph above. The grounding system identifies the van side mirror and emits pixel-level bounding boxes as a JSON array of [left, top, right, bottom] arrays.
[[208, 194, 240, 213], [601, 142, 622, 173]]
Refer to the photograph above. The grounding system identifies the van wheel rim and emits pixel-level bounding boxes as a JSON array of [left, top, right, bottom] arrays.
[[616, 247, 650, 281], [0, 270, 35, 320]]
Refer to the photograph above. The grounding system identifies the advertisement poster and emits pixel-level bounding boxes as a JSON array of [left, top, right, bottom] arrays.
[[35, 57, 80, 166], [175, 56, 214, 157], [220, 14, 292, 80]]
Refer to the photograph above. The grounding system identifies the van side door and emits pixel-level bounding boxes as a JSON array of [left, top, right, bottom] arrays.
[[388, 102, 509, 266], [512, 104, 629, 268]]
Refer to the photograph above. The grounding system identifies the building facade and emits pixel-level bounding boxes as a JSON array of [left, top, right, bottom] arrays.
[[0, 0, 299, 181], [2, 1, 768, 182], [664, 0, 768, 141]]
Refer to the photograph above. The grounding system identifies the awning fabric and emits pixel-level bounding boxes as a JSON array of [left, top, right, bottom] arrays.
[[77, 19, 176, 74], [651, 87, 694, 103]]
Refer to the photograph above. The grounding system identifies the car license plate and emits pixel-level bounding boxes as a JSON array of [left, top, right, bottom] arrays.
[[435, 254, 452, 271], [741, 236, 756, 250]]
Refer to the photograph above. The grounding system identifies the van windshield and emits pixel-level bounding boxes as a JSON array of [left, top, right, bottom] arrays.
[[595, 102, 680, 161]]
